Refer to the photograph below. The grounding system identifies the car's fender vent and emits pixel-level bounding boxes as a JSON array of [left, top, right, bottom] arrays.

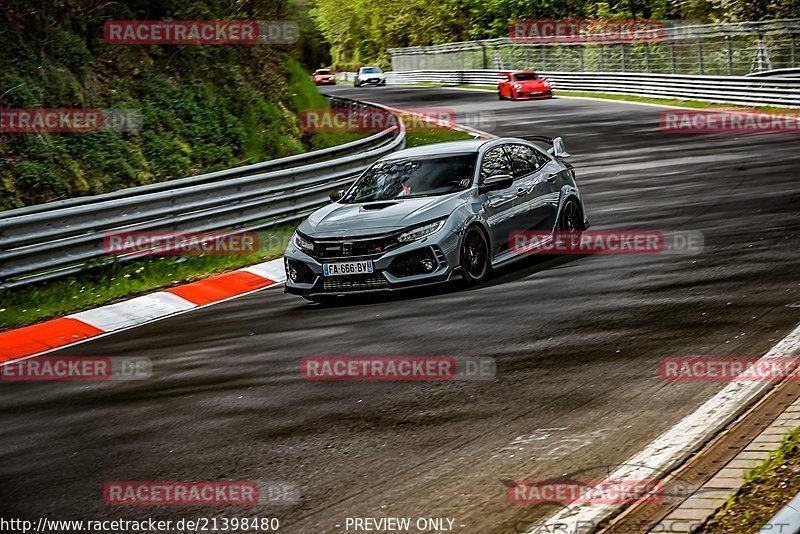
[[432, 245, 447, 267]]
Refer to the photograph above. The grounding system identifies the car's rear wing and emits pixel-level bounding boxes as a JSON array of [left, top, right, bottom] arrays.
[[524, 136, 571, 158]]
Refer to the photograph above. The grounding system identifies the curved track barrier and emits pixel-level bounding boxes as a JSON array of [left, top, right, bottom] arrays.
[[385, 69, 800, 107], [0, 97, 406, 289]]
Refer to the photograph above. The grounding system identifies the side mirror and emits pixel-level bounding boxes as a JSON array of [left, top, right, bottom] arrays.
[[548, 137, 571, 158], [329, 189, 345, 202], [481, 174, 513, 193]]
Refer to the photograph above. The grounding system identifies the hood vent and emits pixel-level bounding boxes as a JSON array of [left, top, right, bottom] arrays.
[[360, 201, 399, 211]]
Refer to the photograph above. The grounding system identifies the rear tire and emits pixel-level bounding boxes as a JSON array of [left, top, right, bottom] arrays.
[[460, 226, 491, 284]]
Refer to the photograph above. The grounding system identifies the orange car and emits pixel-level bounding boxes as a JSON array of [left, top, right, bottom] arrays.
[[312, 69, 337, 85], [498, 70, 552, 100]]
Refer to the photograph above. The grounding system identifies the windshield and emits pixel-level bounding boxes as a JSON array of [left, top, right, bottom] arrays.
[[342, 154, 476, 203], [360, 67, 382, 73], [513, 73, 539, 81], [315, 69, 332, 75]]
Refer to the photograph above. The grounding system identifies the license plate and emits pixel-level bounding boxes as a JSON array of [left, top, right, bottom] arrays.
[[323, 260, 374, 277]]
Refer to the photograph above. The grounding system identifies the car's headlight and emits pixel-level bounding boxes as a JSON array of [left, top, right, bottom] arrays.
[[397, 219, 446, 243], [292, 231, 314, 252]]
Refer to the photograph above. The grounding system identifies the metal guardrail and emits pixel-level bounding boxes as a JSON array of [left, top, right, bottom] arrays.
[[385, 69, 800, 107], [389, 19, 800, 76], [748, 67, 800, 78], [0, 97, 406, 289]]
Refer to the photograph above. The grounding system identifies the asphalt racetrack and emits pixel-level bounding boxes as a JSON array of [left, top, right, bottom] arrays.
[[2, 86, 799, 533]]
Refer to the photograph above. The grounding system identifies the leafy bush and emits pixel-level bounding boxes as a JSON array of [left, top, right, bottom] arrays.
[[0, 1, 350, 210]]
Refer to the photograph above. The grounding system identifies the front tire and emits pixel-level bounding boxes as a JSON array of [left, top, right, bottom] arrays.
[[460, 226, 491, 284], [354, 81, 361, 87], [559, 199, 584, 232]]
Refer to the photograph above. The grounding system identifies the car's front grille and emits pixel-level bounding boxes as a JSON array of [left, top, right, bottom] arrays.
[[311, 234, 399, 259], [323, 274, 389, 292]]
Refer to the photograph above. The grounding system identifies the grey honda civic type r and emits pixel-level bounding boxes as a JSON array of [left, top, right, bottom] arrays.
[[284, 137, 589, 301]]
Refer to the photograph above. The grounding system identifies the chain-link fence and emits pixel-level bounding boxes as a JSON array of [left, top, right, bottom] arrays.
[[389, 19, 800, 76]]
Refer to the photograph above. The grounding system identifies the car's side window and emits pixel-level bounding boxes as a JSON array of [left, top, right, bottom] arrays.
[[504, 144, 548, 179], [480, 147, 512, 182], [531, 147, 552, 169], [504, 145, 534, 178]]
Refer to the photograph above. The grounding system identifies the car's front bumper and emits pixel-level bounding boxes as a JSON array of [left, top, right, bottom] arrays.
[[357, 77, 386, 85], [513, 89, 553, 99], [283, 230, 461, 296]]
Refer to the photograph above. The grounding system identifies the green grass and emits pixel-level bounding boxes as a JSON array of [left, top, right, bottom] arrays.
[[711, 428, 800, 520], [0, 123, 472, 332], [742, 428, 800, 485], [285, 58, 370, 150], [0, 225, 295, 331], [405, 129, 476, 146], [555, 90, 800, 113]]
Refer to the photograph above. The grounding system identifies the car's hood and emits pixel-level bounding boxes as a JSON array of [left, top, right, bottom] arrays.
[[360, 72, 385, 78], [299, 194, 464, 238]]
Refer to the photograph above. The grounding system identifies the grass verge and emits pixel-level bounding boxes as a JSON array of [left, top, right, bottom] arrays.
[[0, 225, 296, 331], [0, 124, 474, 332], [703, 428, 800, 533]]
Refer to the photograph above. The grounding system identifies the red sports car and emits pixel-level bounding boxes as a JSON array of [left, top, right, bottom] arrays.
[[498, 71, 553, 100], [312, 69, 337, 85]]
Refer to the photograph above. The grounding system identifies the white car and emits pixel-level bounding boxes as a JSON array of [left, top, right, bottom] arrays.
[[354, 66, 386, 87]]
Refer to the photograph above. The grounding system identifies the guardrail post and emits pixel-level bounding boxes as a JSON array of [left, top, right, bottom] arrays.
[[697, 37, 705, 74], [579, 46, 585, 71], [726, 36, 734, 75], [559, 46, 565, 70], [481, 43, 488, 69], [600, 44, 605, 70], [621, 44, 628, 71], [645, 43, 651, 72], [670, 41, 676, 73]]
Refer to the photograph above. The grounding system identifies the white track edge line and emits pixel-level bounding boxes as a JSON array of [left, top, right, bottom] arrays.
[[1, 270, 286, 367], [528, 321, 800, 534]]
